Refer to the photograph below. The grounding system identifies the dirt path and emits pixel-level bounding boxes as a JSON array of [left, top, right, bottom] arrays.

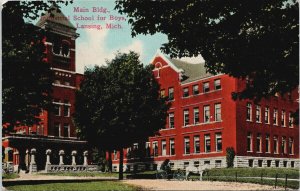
[[123, 179, 284, 190]]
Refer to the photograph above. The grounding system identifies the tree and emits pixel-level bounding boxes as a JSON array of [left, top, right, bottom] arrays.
[[115, 1, 299, 101], [2, 1, 70, 132], [74, 52, 169, 180], [226, 147, 235, 168]]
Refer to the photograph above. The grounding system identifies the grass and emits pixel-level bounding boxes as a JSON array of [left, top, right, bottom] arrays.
[[39, 171, 125, 178], [2, 173, 20, 179], [205, 167, 299, 179], [5, 181, 142, 191]]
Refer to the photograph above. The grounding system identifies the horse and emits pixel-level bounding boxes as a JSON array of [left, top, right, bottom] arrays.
[[185, 164, 210, 180]]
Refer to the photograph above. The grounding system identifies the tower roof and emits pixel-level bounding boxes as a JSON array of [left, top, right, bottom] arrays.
[[36, 6, 75, 29]]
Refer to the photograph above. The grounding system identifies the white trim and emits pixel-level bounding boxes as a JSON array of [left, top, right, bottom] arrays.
[[70, 48, 76, 52], [181, 74, 224, 86], [52, 83, 76, 89], [45, 42, 53, 45], [181, 127, 223, 135], [181, 98, 223, 108], [51, 67, 76, 74], [152, 65, 170, 71], [149, 50, 183, 73]]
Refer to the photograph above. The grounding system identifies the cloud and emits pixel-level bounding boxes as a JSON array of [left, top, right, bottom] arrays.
[[76, 29, 144, 74], [179, 55, 205, 64]]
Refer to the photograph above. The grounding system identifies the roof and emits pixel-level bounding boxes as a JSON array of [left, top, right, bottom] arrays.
[[167, 57, 212, 83], [36, 6, 76, 29]]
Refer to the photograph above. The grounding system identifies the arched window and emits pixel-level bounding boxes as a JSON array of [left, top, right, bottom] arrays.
[[52, 38, 61, 55], [155, 62, 162, 78], [61, 40, 70, 57]]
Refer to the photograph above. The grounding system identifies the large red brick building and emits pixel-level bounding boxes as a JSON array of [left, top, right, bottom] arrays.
[[111, 51, 299, 171], [2, 8, 87, 172]]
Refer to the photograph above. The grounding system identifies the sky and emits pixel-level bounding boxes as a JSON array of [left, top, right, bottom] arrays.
[[32, 1, 204, 74]]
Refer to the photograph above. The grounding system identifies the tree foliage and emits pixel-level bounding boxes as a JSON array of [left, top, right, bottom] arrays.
[[2, 1, 70, 131], [226, 147, 235, 168], [74, 52, 169, 179], [115, 0, 299, 100]]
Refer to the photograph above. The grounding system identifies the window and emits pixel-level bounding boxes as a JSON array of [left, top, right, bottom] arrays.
[[256, 105, 261, 122], [184, 137, 190, 154], [54, 123, 61, 137], [246, 103, 252, 121], [289, 138, 294, 155], [169, 113, 175, 128], [161, 140, 167, 156], [256, 133, 262, 152], [273, 136, 278, 154], [52, 40, 61, 55], [265, 107, 270, 124], [216, 133, 222, 152], [61, 41, 70, 57], [273, 109, 278, 125], [168, 87, 174, 100], [203, 82, 210, 93], [170, 139, 175, 155], [54, 104, 61, 116], [265, 134, 270, 153], [194, 161, 200, 167], [214, 79, 221, 90], [152, 142, 158, 157], [281, 110, 286, 127], [204, 134, 211, 153], [204, 105, 210, 123], [194, 108, 199, 124], [215, 103, 221, 122], [267, 160, 272, 167], [160, 89, 165, 98], [113, 150, 117, 160], [193, 85, 199, 95], [288, 112, 293, 127], [184, 109, 189, 126], [63, 123, 70, 137], [183, 87, 189, 97], [145, 142, 150, 157], [183, 162, 190, 169], [247, 133, 253, 152], [281, 137, 287, 154], [63, 100, 70, 117], [194, 136, 200, 153]]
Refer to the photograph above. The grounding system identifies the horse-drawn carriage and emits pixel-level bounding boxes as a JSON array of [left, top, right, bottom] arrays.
[[156, 159, 210, 181]]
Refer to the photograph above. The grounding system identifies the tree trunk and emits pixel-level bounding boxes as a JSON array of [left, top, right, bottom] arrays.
[[108, 150, 112, 172], [118, 148, 124, 180]]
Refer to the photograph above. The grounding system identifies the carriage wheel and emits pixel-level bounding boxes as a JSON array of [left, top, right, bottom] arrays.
[[156, 171, 168, 179]]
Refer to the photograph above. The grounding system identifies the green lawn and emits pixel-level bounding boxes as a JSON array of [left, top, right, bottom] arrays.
[[38, 172, 124, 178], [5, 181, 142, 191], [2, 173, 20, 179]]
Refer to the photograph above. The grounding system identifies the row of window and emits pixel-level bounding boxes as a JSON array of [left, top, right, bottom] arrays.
[[151, 133, 222, 157], [166, 103, 221, 128], [53, 99, 71, 117], [54, 123, 70, 137], [183, 79, 221, 97], [161, 79, 221, 100], [247, 133, 294, 155], [246, 103, 294, 127]]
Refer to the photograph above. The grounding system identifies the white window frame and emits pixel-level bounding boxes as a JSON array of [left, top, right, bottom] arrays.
[[203, 82, 210, 93], [204, 105, 210, 123], [170, 139, 175, 156], [64, 123, 70, 137], [256, 105, 261, 123], [273, 109, 278, 125], [161, 140, 167, 156], [246, 103, 252, 121], [183, 87, 189, 97], [288, 112, 293, 128], [184, 137, 190, 154], [169, 113, 175, 129], [193, 85, 199, 95], [256, 133, 262, 152], [281, 137, 287, 154], [247, 133, 253, 152], [168, 87, 174, 100], [215, 103, 221, 122], [194, 136, 200, 153], [152, 141, 158, 157], [214, 79, 221, 90], [281, 110, 286, 127], [184, 109, 189, 126], [265, 135, 270, 153], [265, 107, 270, 124], [194, 108, 199, 124], [289, 138, 294, 155], [204, 134, 211, 153], [215, 133, 222, 152], [273, 136, 278, 154]]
